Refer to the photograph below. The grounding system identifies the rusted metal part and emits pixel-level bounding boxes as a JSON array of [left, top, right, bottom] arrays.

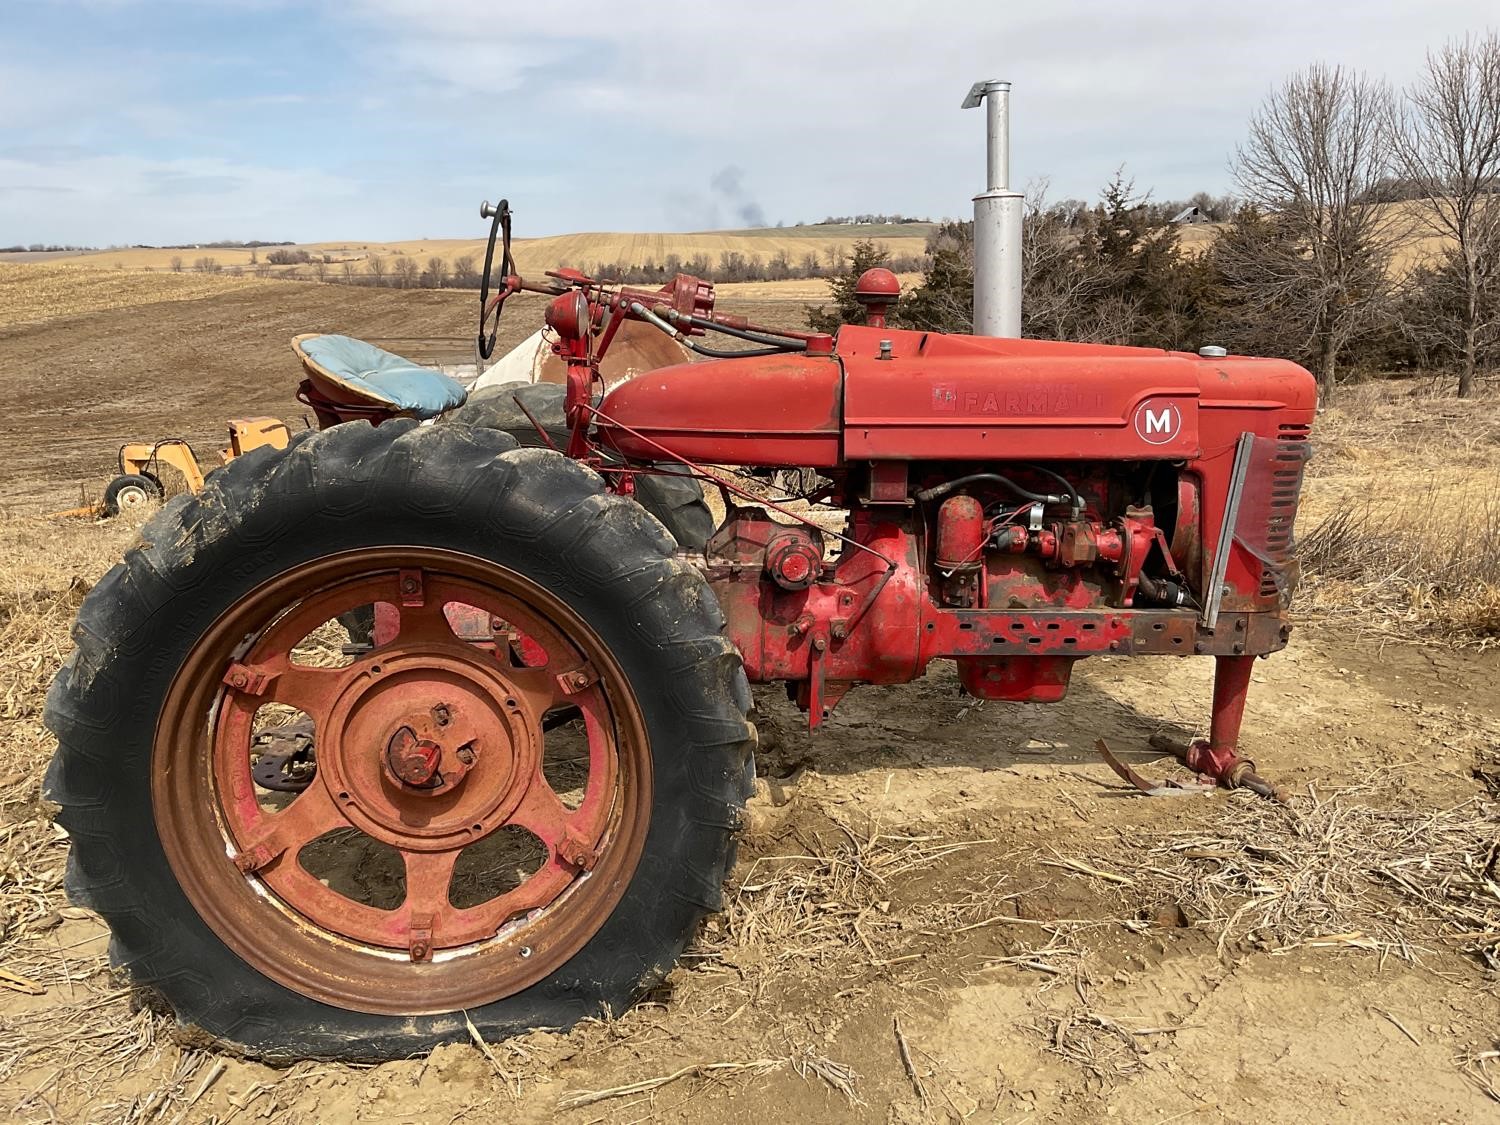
[[1147, 732, 1288, 802], [153, 549, 652, 1015], [384, 726, 444, 788], [705, 500, 1295, 721], [251, 719, 316, 793], [1095, 739, 1214, 797]]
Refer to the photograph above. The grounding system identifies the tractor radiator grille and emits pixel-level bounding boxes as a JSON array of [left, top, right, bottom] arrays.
[[1259, 423, 1311, 596], [1266, 423, 1310, 557]]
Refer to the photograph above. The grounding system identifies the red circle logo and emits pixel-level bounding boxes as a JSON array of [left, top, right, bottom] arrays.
[[1133, 401, 1182, 445]]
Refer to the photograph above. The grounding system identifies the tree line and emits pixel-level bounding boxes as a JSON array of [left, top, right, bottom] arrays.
[[204, 245, 931, 288], [815, 34, 1500, 400]]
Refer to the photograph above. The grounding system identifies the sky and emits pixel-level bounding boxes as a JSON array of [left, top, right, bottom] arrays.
[[1, 0, 1495, 246]]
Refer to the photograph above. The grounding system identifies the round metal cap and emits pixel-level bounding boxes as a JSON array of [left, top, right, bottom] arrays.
[[1198, 345, 1228, 358], [854, 267, 901, 301]]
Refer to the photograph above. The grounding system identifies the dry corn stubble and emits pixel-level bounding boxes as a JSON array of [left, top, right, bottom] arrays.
[[1296, 381, 1500, 646], [1078, 784, 1500, 966], [0, 264, 281, 331]]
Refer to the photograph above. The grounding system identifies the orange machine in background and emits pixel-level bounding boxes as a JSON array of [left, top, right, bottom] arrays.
[[56, 417, 291, 518]]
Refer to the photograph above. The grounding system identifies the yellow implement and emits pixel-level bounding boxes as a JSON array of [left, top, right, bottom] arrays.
[[53, 417, 291, 518]]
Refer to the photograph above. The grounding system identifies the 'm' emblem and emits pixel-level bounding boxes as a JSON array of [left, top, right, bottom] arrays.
[[1133, 400, 1181, 445]]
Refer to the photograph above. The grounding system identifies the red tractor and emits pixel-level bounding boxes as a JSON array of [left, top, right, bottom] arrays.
[[45, 199, 1315, 1058]]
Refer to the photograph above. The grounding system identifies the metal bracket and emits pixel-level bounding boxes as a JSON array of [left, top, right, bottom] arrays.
[[1202, 432, 1255, 631], [398, 568, 425, 607], [232, 843, 274, 874], [556, 662, 599, 696], [807, 634, 829, 730], [558, 827, 600, 872], [409, 914, 434, 962], [223, 662, 273, 696]]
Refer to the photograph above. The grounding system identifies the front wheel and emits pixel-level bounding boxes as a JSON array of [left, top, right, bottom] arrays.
[[45, 420, 754, 1059]]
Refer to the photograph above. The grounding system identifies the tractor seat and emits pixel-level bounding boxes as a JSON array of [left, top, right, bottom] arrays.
[[292, 334, 468, 420]]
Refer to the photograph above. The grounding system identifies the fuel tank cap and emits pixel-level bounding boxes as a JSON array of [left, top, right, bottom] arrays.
[[1198, 345, 1228, 358]]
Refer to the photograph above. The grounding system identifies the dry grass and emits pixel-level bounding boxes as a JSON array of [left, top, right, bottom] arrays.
[[702, 816, 993, 973], [1299, 491, 1500, 643], [0, 514, 176, 1118], [1129, 785, 1500, 965], [715, 272, 922, 301], [1297, 381, 1500, 645], [0, 263, 279, 330], [555, 1049, 861, 1112]]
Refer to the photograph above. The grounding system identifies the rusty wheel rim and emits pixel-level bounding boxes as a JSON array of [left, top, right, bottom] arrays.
[[152, 548, 652, 1015]]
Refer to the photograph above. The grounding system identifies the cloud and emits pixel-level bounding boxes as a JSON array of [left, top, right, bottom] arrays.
[[4, 0, 1499, 242], [329, 0, 1494, 233], [0, 152, 358, 245]]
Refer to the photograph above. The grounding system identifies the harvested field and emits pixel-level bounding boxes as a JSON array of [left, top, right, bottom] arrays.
[[0, 263, 281, 331], [0, 223, 936, 280], [0, 270, 1497, 1123]]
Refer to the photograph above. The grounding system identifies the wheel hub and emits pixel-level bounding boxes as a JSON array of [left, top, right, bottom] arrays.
[[383, 726, 446, 789], [317, 648, 540, 852]]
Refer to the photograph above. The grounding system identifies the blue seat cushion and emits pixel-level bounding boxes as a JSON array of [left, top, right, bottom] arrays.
[[295, 334, 467, 420]]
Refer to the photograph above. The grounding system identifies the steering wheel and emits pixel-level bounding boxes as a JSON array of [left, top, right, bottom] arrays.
[[476, 198, 515, 361]]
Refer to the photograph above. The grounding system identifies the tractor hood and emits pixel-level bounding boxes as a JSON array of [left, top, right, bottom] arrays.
[[594, 353, 844, 467], [593, 326, 1316, 467]]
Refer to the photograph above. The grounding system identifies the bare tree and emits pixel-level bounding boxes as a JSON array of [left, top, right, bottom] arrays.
[[312, 257, 329, 282], [424, 255, 450, 288], [169, 256, 183, 273], [392, 256, 419, 289], [1228, 64, 1403, 398], [1392, 33, 1500, 397], [365, 255, 387, 287], [452, 255, 477, 287]]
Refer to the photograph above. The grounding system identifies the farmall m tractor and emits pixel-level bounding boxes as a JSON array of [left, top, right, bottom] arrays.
[[44, 84, 1315, 1059]]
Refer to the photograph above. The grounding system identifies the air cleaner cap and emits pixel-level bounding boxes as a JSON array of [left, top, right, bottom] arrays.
[[854, 268, 901, 301]]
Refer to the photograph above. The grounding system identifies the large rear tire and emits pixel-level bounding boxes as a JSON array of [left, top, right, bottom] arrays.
[[449, 383, 715, 551], [45, 420, 754, 1060]]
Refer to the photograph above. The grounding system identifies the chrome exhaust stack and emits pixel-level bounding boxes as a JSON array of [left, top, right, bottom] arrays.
[[963, 79, 1024, 338]]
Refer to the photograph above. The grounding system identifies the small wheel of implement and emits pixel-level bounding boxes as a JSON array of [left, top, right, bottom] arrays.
[[101, 472, 163, 516]]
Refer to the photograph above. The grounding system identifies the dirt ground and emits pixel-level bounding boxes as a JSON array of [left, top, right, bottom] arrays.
[[0, 274, 1496, 1123]]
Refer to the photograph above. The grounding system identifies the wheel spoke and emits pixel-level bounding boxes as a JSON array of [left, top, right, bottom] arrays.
[[267, 665, 345, 722], [400, 848, 460, 959], [509, 772, 602, 872], [397, 597, 458, 646], [235, 782, 346, 873], [502, 665, 567, 713]]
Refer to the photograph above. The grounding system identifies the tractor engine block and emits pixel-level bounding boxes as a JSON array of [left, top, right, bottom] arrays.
[[702, 450, 1297, 727]]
